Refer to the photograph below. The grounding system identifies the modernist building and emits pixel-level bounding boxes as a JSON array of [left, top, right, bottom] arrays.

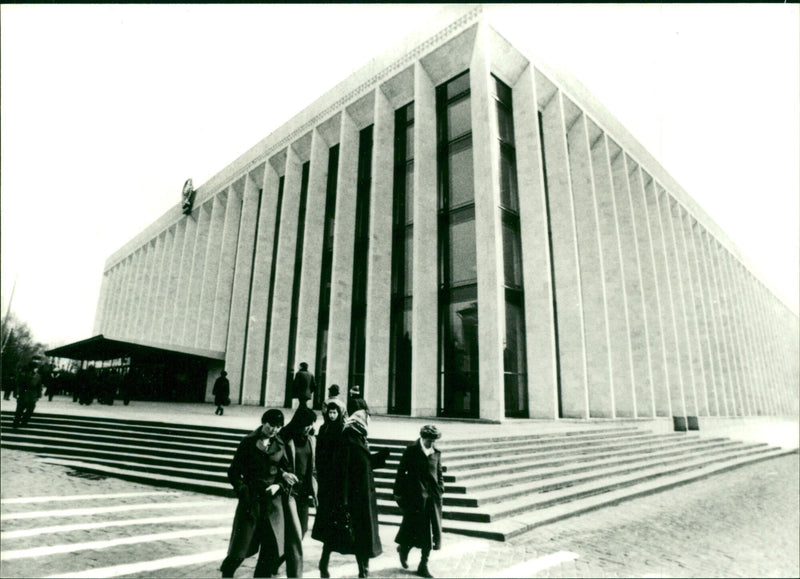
[[84, 7, 798, 421]]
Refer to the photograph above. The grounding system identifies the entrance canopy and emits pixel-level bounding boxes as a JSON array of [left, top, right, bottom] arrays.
[[45, 334, 225, 363]]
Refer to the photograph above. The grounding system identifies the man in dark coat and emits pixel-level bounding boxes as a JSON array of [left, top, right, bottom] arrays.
[[221, 409, 298, 578], [292, 362, 315, 407], [13, 357, 43, 428], [278, 406, 318, 578], [213, 370, 230, 415], [394, 425, 444, 578]]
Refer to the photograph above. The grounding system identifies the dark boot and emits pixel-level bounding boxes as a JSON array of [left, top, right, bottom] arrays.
[[397, 545, 409, 569], [318, 545, 331, 578], [356, 556, 369, 578], [417, 548, 433, 578]]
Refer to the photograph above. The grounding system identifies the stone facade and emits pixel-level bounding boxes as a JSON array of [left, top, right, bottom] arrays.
[[92, 6, 799, 421]]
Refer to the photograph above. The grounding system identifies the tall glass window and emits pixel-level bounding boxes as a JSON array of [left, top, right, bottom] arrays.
[[314, 145, 339, 409], [437, 71, 479, 418], [348, 126, 373, 395], [494, 75, 528, 417], [389, 103, 414, 414], [285, 161, 311, 406]]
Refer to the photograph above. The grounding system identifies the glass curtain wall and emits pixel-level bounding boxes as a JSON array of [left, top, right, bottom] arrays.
[[285, 162, 311, 406], [437, 71, 479, 418], [493, 75, 529, 417], [389, 103, 414, 414], [348, 126, 374, 396], [314, 145, 340, 409]]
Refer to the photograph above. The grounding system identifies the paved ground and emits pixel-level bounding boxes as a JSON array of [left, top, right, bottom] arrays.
[[2, 443, 797, 578]]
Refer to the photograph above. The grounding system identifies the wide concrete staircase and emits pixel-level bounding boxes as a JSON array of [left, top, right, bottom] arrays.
[[1, 411, 793, 540]]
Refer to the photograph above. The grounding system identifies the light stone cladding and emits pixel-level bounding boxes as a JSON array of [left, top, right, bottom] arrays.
[[93, 6, 798, 421]]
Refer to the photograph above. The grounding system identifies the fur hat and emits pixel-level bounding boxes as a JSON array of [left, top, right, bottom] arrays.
[[420, 424, 441, 440]]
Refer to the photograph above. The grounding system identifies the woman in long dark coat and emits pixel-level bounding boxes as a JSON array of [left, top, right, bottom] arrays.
[[312, 401, 346, 577], [221, 409, 297, 578], [331, 399, 389, 578], [393, 425, 444, 578]]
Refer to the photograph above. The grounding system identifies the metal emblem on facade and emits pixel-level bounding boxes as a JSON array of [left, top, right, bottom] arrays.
[[181, 178, 195, 215]]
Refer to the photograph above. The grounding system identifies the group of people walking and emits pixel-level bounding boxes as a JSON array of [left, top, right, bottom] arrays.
[[221, 362, 445, 578]]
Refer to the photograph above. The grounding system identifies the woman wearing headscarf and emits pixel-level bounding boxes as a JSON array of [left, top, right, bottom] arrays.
[[278, 406, 318, 578], [221, 409, 297, 578], [331, 398, 390, 578], [312, 401, 347, 577]]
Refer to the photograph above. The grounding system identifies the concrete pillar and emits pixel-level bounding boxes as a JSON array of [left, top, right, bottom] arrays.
[[131, 242, 152, 340], [140, 235, 162, 342], [705, 235, 739, 415], [171, 212, 198, 344], [92, 271, 111, 336], [693, 223, 723, 416], [182, 201, 212, 346], [124, 248, 146, 342], [162, 221, 185, 345], [683, 216, 715, 416], [626, 160, 656, 417], [151, 228, 173, 343], [736, 265, 766, 415], [514, 65, 558, 419], [724, 254, 755, 416], [672, 203, 706, 416], [265, 145, 304, 406], [226, 166, 264, 403], [99, 267, 116, 335], [608, 149, 642, 418], [652, 186, 686, 418], [742, 272, 771, 414], [411, 62, 438, 418], [539, 91, 586, 419], [718, 243, 749, 416], [294, 130, 330, 384], [663, 196, 696, 417], [590, 136, 629, 419], [196, 193, 227, 349], [565, 112, 611, 418], [211, 179, 244, 353], [241, 164, 281, 405], [116, 256, 136, 338], [637, 172, 670, 417], [326, 111, 360, 397], [471, 22, 505, 422], [364, 88, 395, 414]]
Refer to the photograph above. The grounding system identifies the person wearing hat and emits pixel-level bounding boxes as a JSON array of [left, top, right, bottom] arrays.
[[278, 406, 318, 577], [393, 425, 444, 578], [213, 370, 230, 416], [221, 408, 297, 578]]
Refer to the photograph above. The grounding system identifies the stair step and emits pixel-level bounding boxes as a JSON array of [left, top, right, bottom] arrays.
[[456, 437, 738, 489], [445, 434, 705, 473], [437, 444, 776, 522], [438, 429, 657, 456], [435, 426, 641, 450], [463, 440, 757, 506], [446, 447, 796, 541]]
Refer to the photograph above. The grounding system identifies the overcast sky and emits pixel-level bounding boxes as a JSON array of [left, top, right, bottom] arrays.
[[2, 4, 798, 348]]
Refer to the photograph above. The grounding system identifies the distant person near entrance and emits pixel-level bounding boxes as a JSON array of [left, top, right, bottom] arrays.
[[13, 356, 43, 428], [213, 370, 230, 416], [292, 362, 315, 408]]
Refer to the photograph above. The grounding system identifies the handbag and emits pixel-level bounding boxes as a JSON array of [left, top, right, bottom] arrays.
[[224, 397, 231, 406]]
